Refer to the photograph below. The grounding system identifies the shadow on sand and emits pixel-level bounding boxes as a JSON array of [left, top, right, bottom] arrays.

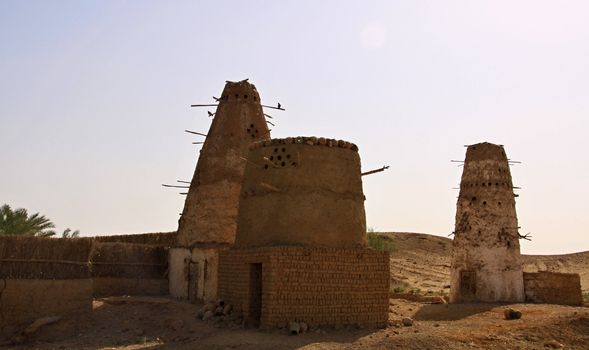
[[9, 299, 380, 350], [413, 303, 506, 321]]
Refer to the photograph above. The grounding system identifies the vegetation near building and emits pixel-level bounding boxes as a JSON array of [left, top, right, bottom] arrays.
[[367, 232, 395, 252], [0, 204, 55, 237], [0, 204, 79, 238]]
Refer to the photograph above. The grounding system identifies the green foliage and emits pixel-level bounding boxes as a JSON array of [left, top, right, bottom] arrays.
[[0, 204, 55, 237], [367, 232, 394, 252], [392, 286, 405, 293]]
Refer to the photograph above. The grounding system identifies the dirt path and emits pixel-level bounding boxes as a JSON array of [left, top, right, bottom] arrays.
[[6, 297, 588, 350]]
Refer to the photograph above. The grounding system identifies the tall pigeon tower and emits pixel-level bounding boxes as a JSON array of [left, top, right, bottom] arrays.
[[450, 142, 525, 303], [178, 80, 271, 246], [169, 80, 271, 302]]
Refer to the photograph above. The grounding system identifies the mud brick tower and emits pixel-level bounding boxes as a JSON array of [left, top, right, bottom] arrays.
[[218, 137, 390, 329], [450, 142, 524, 303], [169, 80, 270, 302]]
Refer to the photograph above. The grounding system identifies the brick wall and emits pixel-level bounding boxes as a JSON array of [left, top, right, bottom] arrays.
[[523, 271, 582, 306], [218, 246, 389, 329]]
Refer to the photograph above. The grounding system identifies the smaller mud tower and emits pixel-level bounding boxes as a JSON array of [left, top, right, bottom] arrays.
[[218, 137, 389, 329], [450, 142, 524, 303], [169, 80, 270, 302]]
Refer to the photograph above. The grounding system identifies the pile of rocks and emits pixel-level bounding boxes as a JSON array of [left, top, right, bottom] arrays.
[[196, 300, 243, 327], [284, 321, 309, 335], [504, 308, 522, 320]]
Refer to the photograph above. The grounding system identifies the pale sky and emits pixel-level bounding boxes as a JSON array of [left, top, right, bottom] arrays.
[[1, 1, 588, 255]]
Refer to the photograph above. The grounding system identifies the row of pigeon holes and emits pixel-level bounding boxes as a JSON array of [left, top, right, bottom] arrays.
[[466, 196, 507, 207], [461, 182, 513, 188], [221, 93, 258, 102], [250, 137, 358, 152]]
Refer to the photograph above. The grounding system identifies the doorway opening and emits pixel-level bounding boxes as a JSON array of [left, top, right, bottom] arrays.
[[248, 263, 263, 327], [188, 261, 199, 303], [460, 270, 477, 300]]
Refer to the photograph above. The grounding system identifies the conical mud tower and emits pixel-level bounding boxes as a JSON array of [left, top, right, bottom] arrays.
[[169, 80, 271, 302], [450, 142, 524, 303], [178, 81, 271, 246]]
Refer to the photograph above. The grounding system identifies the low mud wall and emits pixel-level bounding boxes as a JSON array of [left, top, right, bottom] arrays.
[[0, 237, 93, 337], [1, 279, 92, 335], [523, 271, 583, 306], [90, 242, 168, 297]]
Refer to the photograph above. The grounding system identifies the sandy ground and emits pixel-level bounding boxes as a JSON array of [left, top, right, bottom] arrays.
[[4, 296, 588, 350]]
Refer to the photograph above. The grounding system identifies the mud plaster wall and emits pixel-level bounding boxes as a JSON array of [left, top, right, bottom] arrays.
[[0, 279, 92, 334], [218, 247, 389, 329], [89, 242, 168, 297], [235, 137, 366, 249], [177, 81, 270, 247], [168, 248, 191, 298], [523, 272, 583, 306], [168, 247, 223, 302], [93, 278, 168, 297], [450, 142, 524, 303]]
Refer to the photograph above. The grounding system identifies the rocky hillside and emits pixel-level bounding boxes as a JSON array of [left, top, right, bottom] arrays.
[[378, 232, 589, 293]]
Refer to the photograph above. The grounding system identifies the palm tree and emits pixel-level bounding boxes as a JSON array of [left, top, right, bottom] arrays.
[[0, 204, 56, 237], [61, 228, 80, 238]]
